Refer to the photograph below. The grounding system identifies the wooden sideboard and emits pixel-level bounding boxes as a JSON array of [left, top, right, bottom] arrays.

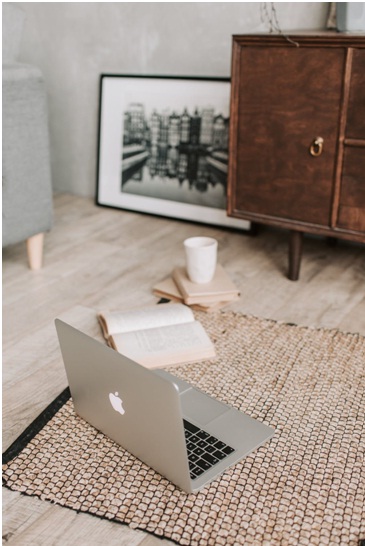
[[227, 33, 365, 280]]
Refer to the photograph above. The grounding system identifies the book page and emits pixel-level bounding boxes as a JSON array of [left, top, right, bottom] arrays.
[[110, 321, 215, 366], [98, 303, 194, 337]]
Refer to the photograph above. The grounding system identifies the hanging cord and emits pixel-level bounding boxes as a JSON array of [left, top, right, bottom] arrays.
[[260, 2, 300, 47]]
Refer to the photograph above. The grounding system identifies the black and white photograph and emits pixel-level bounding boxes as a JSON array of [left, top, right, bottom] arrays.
[[96, 75, 250, 229]]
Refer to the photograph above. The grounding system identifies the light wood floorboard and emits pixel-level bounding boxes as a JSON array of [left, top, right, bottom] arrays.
[[3, 193, 364, 545]]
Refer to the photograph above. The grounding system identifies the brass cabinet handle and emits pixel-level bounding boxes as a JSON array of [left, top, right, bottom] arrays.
[[310, 137, 324, 157]]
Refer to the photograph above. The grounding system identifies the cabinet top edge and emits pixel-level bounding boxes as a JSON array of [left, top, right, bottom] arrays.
[[232, 32, 365, 46]]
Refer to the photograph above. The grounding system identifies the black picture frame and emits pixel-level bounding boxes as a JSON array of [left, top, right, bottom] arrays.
[[96, 74, 250, 230]]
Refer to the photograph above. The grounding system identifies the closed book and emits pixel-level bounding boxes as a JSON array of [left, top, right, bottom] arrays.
[[172, 265, 240, 305], [152, 277, 231, 312]]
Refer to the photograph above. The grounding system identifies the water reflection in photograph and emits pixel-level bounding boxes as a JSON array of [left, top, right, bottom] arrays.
[[121, 103, 229, 209]]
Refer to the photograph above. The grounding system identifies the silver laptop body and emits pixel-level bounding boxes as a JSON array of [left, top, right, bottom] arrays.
[[55, 319, 275, 494]]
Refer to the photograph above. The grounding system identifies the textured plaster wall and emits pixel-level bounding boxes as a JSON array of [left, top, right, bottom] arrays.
[[16, 2, 329, 197]]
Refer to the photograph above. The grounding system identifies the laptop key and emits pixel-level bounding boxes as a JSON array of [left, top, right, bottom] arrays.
[[191, 466, 205, 478], [197, 430, 210, 440], [184, 420, 200, 434], [206, 436, 219, 445], [222, 445, 235, 455], [213, 450, 227, 460], [197, 439, 208, 449], [189, 452, 199, 463], [214, 441, 227, 451], [202, 452, 219, 465], [186, 442, 196, 452], [206, 445, 216, 454], [196, 459, 212, 471], [193, 447, 204, 457]]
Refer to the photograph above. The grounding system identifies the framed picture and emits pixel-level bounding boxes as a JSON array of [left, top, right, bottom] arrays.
[[96, 74, 250, 230]]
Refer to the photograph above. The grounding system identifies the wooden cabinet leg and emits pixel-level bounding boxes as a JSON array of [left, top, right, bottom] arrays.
[[27, 232, 44, 270], [249, 222, 260, 236], [288, 230, 303, 281], [326, 236, 338, 247]]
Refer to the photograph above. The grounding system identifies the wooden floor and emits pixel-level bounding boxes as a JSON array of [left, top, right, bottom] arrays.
[[3, 193, 365, 545]]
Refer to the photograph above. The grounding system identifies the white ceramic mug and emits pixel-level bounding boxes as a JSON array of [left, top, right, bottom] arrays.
[[184, 237, 218, 284]]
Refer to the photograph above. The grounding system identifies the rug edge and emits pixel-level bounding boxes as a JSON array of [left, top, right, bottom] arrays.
[[2, 387, 71, 464]]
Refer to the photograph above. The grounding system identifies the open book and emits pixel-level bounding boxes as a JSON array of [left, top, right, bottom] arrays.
[[98, 303, 216, 369]]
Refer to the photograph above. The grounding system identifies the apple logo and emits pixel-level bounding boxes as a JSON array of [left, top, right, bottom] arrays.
[[109, 392, 125, 415]]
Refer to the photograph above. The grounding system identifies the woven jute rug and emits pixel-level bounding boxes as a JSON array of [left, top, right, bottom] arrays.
[[3, 312, 365, 546]]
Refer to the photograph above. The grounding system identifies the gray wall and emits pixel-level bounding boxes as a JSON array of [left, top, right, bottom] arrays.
[[16, 2, 329, 197]]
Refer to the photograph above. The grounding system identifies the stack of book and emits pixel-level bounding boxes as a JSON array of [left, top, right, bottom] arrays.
[[152, 264, 240, 313]]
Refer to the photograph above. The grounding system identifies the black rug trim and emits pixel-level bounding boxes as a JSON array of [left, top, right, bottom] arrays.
[[2, 387, 71, 465]]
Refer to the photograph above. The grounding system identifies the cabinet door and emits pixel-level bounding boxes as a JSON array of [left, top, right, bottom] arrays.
[[230, 45, 345, 226], [336, 49, 365, 233], [337, 146, 365, 232], [346, 49, 365, 139]]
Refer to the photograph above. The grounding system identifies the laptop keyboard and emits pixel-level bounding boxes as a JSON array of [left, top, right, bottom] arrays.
[[183, 419, 235, 480]]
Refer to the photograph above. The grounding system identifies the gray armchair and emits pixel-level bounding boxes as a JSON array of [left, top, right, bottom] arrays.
[[2, 3, 53, 269]]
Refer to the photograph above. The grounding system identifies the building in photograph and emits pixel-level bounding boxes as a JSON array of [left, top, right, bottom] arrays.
[[212, 115, 229, 149], [125, 103, 146, 144], [190, 109, 201, 146], [150, 110, 160, 145], [159, 110, 170, 146], [123, 111, 131, 145], [180, 108, 191, 144], [200, 107, 214, 145], [168, 112, 181, 147]]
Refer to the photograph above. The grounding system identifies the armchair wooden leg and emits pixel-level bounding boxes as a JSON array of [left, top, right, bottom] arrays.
[[27, 232, 44, 270]]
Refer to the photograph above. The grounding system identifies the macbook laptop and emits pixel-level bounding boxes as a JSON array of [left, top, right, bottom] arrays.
[[55, 319, 275, 494]]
